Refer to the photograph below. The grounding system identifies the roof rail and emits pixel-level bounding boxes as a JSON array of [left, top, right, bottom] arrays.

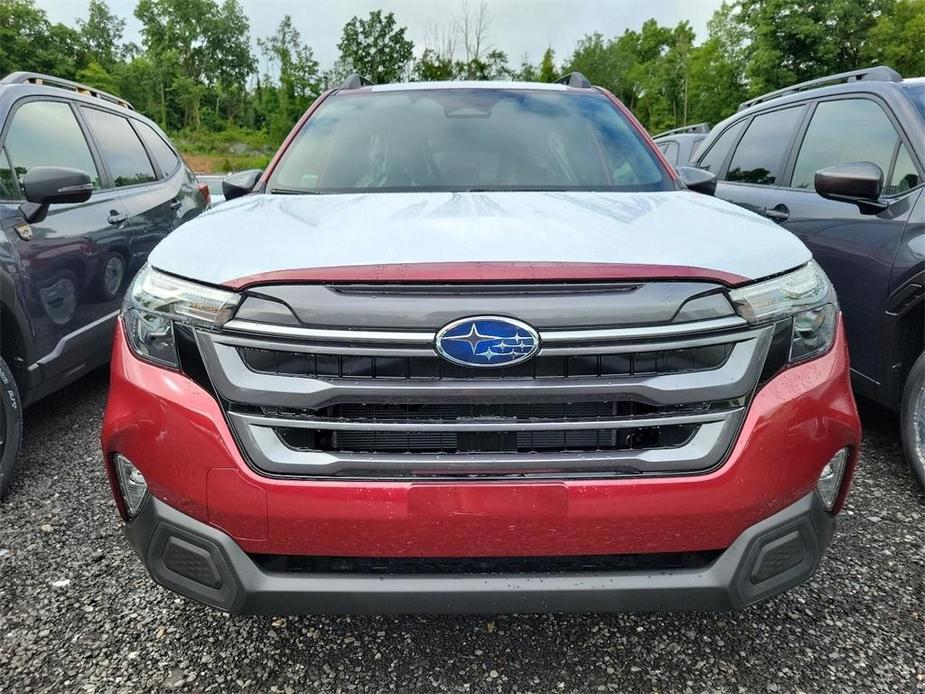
[[652, 122, 711, 139], [0, 71, 134, 110], [738, 65, 902, 111], [340, 73, 374, 90], [555, 72, 592, 89]]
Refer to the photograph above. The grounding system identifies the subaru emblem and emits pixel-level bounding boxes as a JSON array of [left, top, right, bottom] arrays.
[[435, 316, 540, 368]]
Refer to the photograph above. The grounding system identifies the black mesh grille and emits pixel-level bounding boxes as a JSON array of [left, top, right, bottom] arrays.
[[251, 551, 723, 575], [276, 422, 697, 454], [238, 343, 733, 381]]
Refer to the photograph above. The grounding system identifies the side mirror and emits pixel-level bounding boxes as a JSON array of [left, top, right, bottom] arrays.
[[814, 162, 887, 214], [222, 169, 262, 201], [676, 166, 717, 196], [20, 167, 93, 224]]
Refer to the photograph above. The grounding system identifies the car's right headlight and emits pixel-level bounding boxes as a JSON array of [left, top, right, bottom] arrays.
[[123, 265, 239, 368], [728, 261, 838, 363]]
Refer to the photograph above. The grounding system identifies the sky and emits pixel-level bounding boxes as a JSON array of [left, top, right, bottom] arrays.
[[37, 0, 724, 70]]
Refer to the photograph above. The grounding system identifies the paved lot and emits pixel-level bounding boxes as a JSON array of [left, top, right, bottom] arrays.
[[0, 368, 922, 693]]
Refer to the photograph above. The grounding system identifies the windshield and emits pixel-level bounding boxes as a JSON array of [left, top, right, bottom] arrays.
[[268, 89, 673, 194], [904, 84, 925, 120]]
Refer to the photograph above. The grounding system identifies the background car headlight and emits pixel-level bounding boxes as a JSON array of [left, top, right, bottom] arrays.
[[123, 265, 239, 368], [728, 261, 838, 363]]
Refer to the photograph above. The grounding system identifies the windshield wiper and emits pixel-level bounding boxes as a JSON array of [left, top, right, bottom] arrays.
[[268, 188, 319, 195]]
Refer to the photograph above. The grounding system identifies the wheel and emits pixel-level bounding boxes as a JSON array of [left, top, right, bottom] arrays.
[[94, 252, 126, 302], [900, 351, 925, 490], [0, 355, 23, 500]]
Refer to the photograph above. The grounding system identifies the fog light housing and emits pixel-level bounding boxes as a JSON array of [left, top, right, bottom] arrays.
[[114, 454, 148, 517], [817, 448, 848, 510]]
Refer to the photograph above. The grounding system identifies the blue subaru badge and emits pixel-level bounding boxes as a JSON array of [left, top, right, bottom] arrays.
[[435, 316, 540, 368]]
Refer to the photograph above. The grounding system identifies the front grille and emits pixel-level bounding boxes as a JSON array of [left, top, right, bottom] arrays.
[[251, 551, 723, 575], [193, 282, 774, 479], [239, 343, 733, 380]]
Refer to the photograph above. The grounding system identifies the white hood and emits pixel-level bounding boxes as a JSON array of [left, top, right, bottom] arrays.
[[149, 190, 811, 286]]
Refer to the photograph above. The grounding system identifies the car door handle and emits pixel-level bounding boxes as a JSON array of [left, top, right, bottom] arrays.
[[170, 200, 182, 211], [765, 204, 790, 223], [108, 211, 128, 225]]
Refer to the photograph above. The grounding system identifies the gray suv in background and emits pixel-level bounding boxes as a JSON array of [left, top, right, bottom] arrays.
[[652, 123, 710, 167], [0, 72, 208, 497], [693, 66, 925, 487]]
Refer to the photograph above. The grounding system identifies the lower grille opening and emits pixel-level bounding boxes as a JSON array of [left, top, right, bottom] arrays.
[[276, 424, 698, 454], [250, 551, 723, 575]]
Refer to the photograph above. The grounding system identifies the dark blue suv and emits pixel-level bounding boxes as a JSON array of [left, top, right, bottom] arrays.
[[694, 66, 925, 488], [0, 72, 208, 496]]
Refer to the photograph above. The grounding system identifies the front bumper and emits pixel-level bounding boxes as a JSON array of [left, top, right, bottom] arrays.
[[104, 319, 860, 613], [127, 490, 835, 614]]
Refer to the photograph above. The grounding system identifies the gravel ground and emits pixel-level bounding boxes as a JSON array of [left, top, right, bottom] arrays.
[[0, 368, 923, 694]]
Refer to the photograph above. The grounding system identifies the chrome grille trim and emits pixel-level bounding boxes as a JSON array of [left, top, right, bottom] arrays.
[[197, 327, 771, 410], [229, 409, 738, 433], [223, 320, 435, 344], [222, 315, 748, 346], [228, 415, 744, 476]]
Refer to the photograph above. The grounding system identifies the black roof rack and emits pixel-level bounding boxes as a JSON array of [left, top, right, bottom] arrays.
[[738, 65, 902, 111], [340, 73, 374, 90], [652, 122, 711, 139], [555, 72, 592, 89], [0, 71, 134, 110]]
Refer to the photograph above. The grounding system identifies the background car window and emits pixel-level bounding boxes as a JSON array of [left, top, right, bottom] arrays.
[[0, 147, 21, 200], [726, 106, 804, 185], [697, 120, 745, 173], [134, 121, 180, 176], [80, 107, 156, 187], [4, 100, 101, 191], [661, 140, 679, 165], [791, 99, 898, 190], [887, 144, 920, 195]]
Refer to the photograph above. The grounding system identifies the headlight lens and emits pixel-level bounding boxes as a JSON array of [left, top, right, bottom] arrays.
[[729, 261, 838, 363], [123, 265, 239, 367]]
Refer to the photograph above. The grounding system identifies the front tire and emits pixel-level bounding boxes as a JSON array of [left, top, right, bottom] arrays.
[[900, 351, 925, 490], [0, 355, 23, 499]]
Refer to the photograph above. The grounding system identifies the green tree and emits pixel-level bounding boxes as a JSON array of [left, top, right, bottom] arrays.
[[413, 48, 457, 81], [686, 2, 749, 125], [76, 60, 119, 93], [739, 0, 894, 93], [337, 10, 414, 83], [538, 46, 556, 82], [258, 15, 321, 141], [863, 0, 925, 76], [77, 0, 125, 69], [208, 0, 255, 123], [0, 0, 86, 78]]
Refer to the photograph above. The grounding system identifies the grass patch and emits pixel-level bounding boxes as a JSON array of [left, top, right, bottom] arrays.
[[172, 126, 277, 174]]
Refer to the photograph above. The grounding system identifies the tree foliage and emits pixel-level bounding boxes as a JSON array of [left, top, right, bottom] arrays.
[[337, 10, 413, 84], [0, 0, 921, 152]]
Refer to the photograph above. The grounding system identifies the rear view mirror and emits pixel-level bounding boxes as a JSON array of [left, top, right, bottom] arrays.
[[814, 162, 887, 214], [222, 169, 263, 201], [676, 166, 717, 196], [20, 166, 93, 224]]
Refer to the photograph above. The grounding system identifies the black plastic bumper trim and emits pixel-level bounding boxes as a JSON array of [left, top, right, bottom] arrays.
[[125, 491, 836, 615]]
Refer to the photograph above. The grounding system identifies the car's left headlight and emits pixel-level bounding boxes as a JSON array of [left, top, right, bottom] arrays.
[[123, 265, 239, 368], [728, 261, 838, 363]]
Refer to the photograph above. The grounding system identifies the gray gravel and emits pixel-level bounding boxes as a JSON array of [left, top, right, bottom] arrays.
[[0, 368, 923, 693]]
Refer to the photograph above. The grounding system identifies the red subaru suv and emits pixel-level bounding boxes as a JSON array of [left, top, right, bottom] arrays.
[[101, 74, 861, 614]]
